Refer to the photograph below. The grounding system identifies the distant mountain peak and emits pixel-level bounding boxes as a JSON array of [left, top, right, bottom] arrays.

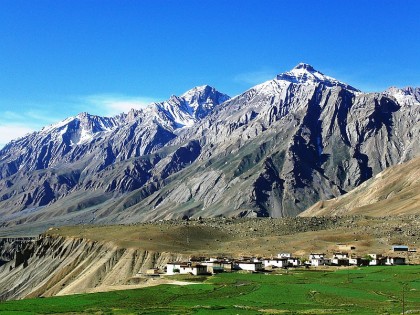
[[179, 85, 230, 117], [181, 85, 229, 102], [384, 86, 420, 106], [276, 63, 360, 92], [293, 62, 316, 71], [149, 85, 230, 129], [181, 84, 211, 96]]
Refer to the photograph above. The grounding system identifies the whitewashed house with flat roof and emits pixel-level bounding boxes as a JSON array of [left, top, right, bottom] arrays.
[[309, 253, 325, 259], [331, 252, 349, 266], [166, 262, 207, 275], [287, 257, 301, 266], [309, 254, 329, 266], [235, 261, 263, 272], [263, 257, 288, 268]]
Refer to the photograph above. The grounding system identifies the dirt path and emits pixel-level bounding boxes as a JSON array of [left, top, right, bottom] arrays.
[[56, 278, 200, 296]]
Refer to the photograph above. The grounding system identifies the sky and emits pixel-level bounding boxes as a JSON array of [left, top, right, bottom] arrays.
[[0, 0, 419, 147]]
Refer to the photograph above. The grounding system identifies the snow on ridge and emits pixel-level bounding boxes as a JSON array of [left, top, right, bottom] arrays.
[[180, 85, 211, 100], [37, 112, 124, 147], [147, 85, 230, 128], [384, 86, 420, 106], [153, 100, 195, 128], [276, 63, 359, 92], [40, 116, 76, 134], [32, 85, 230, 143]]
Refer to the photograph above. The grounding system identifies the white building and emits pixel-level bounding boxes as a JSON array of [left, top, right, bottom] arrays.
[[263, 258, 288, 268], [166, 262, 181, 275], [331, 252, 349, 266], [332, 252, 349, 259], [308, 254, 328, 266], [310, 258, 329, 266], [166, 262, 208, 275], [309, 253, 325, 260], [368, 254, 384, 266], [235, 261, 263, 272], [349, 257, 363, 266], [287, 257, 301, 267]]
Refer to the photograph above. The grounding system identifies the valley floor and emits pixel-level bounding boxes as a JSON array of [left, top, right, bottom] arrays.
[[0, 216, 418, 302], [0, 266, 418, 315]]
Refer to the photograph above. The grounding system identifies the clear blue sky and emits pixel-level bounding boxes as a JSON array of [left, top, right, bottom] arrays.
[[0, 0, 419, 147]]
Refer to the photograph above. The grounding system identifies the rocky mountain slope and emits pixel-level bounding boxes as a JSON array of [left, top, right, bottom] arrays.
[[0, 64, 419, 233], [300, 155, 420, 217], [0, 234, 189, 300]]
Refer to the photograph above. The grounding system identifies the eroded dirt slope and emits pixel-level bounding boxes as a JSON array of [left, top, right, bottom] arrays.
[[1, 216, 418, 301]]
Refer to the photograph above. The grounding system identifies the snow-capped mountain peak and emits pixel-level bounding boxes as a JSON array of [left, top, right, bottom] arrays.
[[276, 63, 359, 92], [181, 85, 211, 100], [39, 112, 122, 146], [0, 64, 419, 228], [151, 85, 230, 128], [181, 85, 230, 111]]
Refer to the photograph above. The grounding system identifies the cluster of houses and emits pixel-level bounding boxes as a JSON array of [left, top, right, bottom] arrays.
[[163, 250, 408, 276], [307, 252, 406, 267], [166, 256, 275, 275]]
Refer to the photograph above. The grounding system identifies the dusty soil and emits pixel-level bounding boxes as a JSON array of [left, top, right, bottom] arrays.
[[48, 215, 420, 262], [62, 279, 199, 296]]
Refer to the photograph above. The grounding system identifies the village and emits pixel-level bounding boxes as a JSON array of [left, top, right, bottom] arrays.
[[149, 244, 416, 276]]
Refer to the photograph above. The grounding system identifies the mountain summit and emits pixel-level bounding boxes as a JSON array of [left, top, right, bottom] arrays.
[[276, 63, 359, 91], [181, 85, 230, 114], [0, 64, 418, 234], [151, 85, 230, 128]]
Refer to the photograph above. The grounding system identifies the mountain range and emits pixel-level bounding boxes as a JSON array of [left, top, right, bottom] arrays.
[[0, 63, 419, 234]]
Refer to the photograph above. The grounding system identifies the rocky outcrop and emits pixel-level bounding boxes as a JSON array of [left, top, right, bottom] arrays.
[[0, 238, 34, 266]]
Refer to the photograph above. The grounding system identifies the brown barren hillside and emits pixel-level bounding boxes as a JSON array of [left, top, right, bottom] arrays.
[[300, 156, 420, 217], [1, 216, 419, 300], [47, 216, 420, 259]]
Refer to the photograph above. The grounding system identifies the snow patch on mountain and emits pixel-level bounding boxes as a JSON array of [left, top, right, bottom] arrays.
[[276, 63, 360, 92], [41, 116, 76, 134], [37, 112, 123, 147], [385, 86, 420, 106], [249, 78, 292, 97], [150, 85, 230, 129]]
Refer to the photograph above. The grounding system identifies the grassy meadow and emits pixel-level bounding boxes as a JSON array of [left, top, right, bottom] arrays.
[[0, 265, 418, 315]]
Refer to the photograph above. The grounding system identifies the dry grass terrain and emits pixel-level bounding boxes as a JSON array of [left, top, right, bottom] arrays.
[[1, 216, 418, 300], [301, 156, 420, 217], [48, 216, 420, 263]]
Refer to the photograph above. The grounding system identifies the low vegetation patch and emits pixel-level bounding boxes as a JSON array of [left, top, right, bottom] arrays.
[[0, 266, 419, 314]]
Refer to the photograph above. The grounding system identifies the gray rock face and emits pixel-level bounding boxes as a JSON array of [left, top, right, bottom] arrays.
[[0, 64, 419, 230], [0, 86, 229, 219]]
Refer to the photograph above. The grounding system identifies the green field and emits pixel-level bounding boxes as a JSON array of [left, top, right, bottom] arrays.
[[0, 266, 419, 315]]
